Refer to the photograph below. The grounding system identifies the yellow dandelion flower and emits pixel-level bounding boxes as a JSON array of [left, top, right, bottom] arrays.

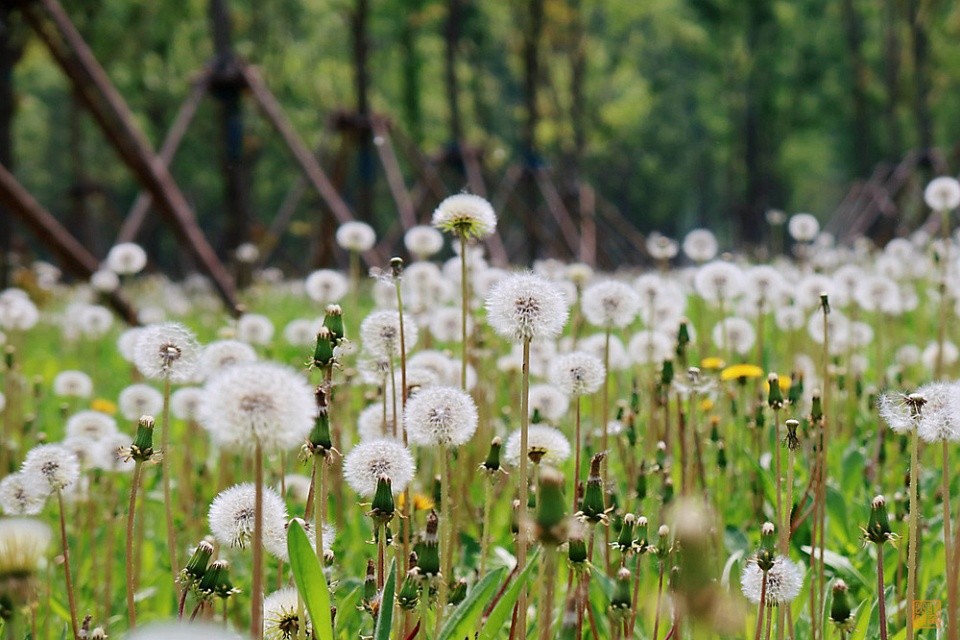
[[700, 357, 726, 370], [90, 398, 117, 415], [720, 364, 764, 381], [396, 492, 435, 512], [699, 398, 715, 412]]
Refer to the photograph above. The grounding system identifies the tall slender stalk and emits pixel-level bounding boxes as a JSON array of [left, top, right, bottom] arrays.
[[537, 546, 558, 640], [438, 447, 453, 617], [251, 442, 264, 640], [459, 235, 469, 390], [906, 429, 919, 640], [480, 479, 495, 575], [753, 571, 768, 640], [313, 455, 325, 558], [56, 490, 80, 640], [160, 377, 178, 584], [126, 460, 143, 626], [878, 544, 889, 640], [517, 337, 532, 640], [943, 440, 958, 640]]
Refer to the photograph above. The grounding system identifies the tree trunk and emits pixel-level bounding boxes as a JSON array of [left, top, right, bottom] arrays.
[[841, 0, 872, 176], [0, 5, 25, 288], [883, 0, 902, 160], [907, 0, 934, 156]]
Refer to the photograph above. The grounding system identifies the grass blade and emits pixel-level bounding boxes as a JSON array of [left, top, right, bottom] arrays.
[[437, 567, 507, 640], [287, 519, 334, 640], [374, 559, 397, 640], [478, 548, 541, 640]]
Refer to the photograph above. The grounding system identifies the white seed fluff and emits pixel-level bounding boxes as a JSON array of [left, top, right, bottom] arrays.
[[304, 269, 349, 305], [360, 310, 418, 358], [740, 556, 804, 606], [485, 273, 569, 343], [924, 176, 960, 211], [208, 482, 288, 549], [432, 193, 497, 239], [0, 473, 48, 515], [118, 384, 164, 421], [403, 386, 479, 448], [105, 242, 148, 275], [65, 410, 118, 441], [198, 340, 258, 380], [548, 351, 606, 397], [581, 280, 640, 329], [504, 425, 571, 467], [335, 221, 377, 252], [53, 371, 94, 398], [342, 439, 416, 497], [134, 322, 200, 383], [21, 444, 81, 493], [263, 586, 312, 640]]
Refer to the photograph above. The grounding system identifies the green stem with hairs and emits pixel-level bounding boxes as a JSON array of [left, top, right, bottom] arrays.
[[161, 377, 179, 586], [517, 337, 532, 640], [57, 490, 80, 640], [127, 460, 143, 626], [252, 442, 264, 640]]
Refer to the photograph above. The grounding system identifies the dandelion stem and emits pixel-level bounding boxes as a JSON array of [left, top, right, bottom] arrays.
[[57, 490, 80, 640], [537, 546, 557, 640], [126, 460, 143, 626], [459, 234, 469, 390], [314, 454, 325, 559], [437, 447, 452, 622], [878, 542, 888, 640], [652, 562, 665, 640], [160, 377, 179, 587], [378, 522, 386, 590], [573, 396, 582, 512], [252, 441, 265, 640], [942, 440, 958, 640], [480, 479, 494, 575], [517, 337, 532, 640], [753, 570, 768, 640], [906, 428, 919, 640]]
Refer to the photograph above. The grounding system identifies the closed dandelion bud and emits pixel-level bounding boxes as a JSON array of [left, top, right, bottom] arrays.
[[635, 516, 650, 553], [449, 578, 468, 605], [661, 359, 675, 387], [614, 513, 637, 553], [866, 495, 894, 544], [312, 327, 336, 369], [788, 372, 804, 405], [830, 579, 853, 627], [661, 476, 674, 505], [568, 523, 588, 565], [482, 437, 502, 473], [536, 467, 568, 545], [819, 292, 830, 314], [716, 441, 727, 470], [709, 416, 720, 442], [894, 491, 907, 522], [198, 560, 239, 599], [677, 320, 690, 359], [610, 567, 632, 615], [578, 453, 607, 523], [322, 304, 345, 345], [757, 522, 776, 571], [416, 511, 441, 577], [531, 408, 544, 424], [130, 415, 155, 462], [390, 257, 404, 279], [636, 462, 648, 501], [180, 540, 214, 588], [767, 374, 783, 409], [656, 525, 670, 559], [631, 381, 641, 414], [785, 419, 801, 451], [398, 567, 421, 610], [655, 441, 667, 470], [4, 346, 13, 370], [309, 388, 332, 453], [810, 392, 823, 422], [370, 476, 395, 524]]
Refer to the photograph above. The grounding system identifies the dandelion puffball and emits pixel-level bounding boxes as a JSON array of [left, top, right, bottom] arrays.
[[403, 386, 478, 448], [335, 221, 376, 252], [304, 269, 349, 305], [105, 242, 147, 275], [199, 362, 315, 453], [208, 483, 288, 549], [485, 273, 569, 343], [404, 225, 445, 259], [504, 425, 571, 467], [343, 439, 416, 497], [134, 322, 200, 383], [740, 556, 804, 606], [360, 310, 418, 358], [432, 193, 497, 239], [924, 176, 960, 211], [581, 280, 640, 329], [21, 444, 81, 493], [548, 351, 606, 397]]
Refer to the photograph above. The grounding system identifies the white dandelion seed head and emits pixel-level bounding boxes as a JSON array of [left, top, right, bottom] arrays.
[[922, 341, 959, 372], [896, 344, 922, 368], [263, 586, 312, 640], [198, 340, 258, 380], [712, 317, 756, 355], [404, 225, 445, 259], [0, 473, 48, 515], [335, 221, 377, 252], [117, 327, 146, 363], [21, 444, 80, 493], [264, 519, 334, 564], [403, 386, 478, 448], [628, 330, 674, 365], [0, 517, 52, 576], [118, 384, 164, 421], [94, 432, 136, 473], [199, 362, 315, 454], [283, 319, 321, 348], [134, 322, 199, 383], [694, 261, 745, 303], [105, 242, 147, 275], [79, 305, 113, 338], [774, 306, 805, 332], [406, 351, 456, 387], [925, 177, 960, 211], [358, 404, 395, 442], [234, 243, 259, 264], [744, 266, 789, 308], [65, 410, 117, 441], [503, 425, 571, 467], [485, 273, 569, 343], [806, 309, 849, 347], [90, 269, 120, 293], [878, 390, 922, 434], [854, 275, 901, 315], [342, 439, 416, 497], [428, 307, 471, 343], [126, 622, 243, 640], [548, 351, 606, 397], [787, 213, 820, 242], [528, 384, 570, 422], [682, 229, 719, 263], [171, 387, 205, 421], [0, 291, 38, 331], [565, 263, 595, 287], [0, 392, 5, 414], [304, 270, 349, 305], [53, 371, 93, 399], [63, 435, 110, 472], [208, 482, 288, 550], [237, 314, 275, 346], [360, 310, 418, 358], [916, 381, 960, 443], [432, 193, 497, 239], [741, 557, 804, 606], [576, 333, 631, 371], [284, 475, 312, 503], [581, 280, 640, 329], [646, 233, 679, 260]]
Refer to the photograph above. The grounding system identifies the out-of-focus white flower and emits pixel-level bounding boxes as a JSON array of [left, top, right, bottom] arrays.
[[335, 221, 376, 252], [105, 243, 147, 275]]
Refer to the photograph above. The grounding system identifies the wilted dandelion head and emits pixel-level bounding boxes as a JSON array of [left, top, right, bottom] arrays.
[[360, 310, 418, 358], [0, 473, 47, 515], [528, 384, 570, 422], [198, 339, 258, 380], [118, 384, 164, 421], [343, 439, 416, 497], [64, 410, 117, 442], [924, 176, 960, 211], [304, 269, 348, 305], [787, 213, 820, 242], [504, 425, 571, 467], [404, 225, 445, 259], [53, 371, 93, 398], [548, 351, 606, 397], [237, 313, 275, 346], [105, 242, 147, 275], [21, 444, 81, 493], [335, 221, 377, 252], [208, 482, 288, 550], [682, 229, 719, 263], [134, 322, 199, 382], [403, 386, 478, 448], [263, 587, 312, 640], [581, 280, 640, 329], [432, 193, 497, 239], [485, 273, 569, 343], [170, 387, 205, 421], [199, 362, 314, 454], [741, 557, 804, 606]]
